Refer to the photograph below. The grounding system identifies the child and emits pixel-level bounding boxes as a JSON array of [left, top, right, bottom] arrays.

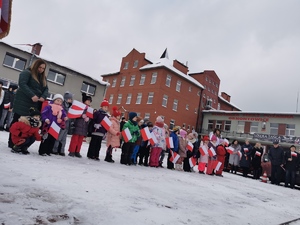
[[167, 126, 180, 170], [10, 108, 42, 154], [198, 136, 209, 174], [104, 106, 121, 163], [206, 135, 218, 175], [177, 129, 187, 171], [53, 91, 73, 156], [130, 117, 144, 165], [39, 94, 67, 156], [183, 132, 197, 172], [138, 121, 153, 167], [87, 98, 109, 160], [68, 93, 91, 158]]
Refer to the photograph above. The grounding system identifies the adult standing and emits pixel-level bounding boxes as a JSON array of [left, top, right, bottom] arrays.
[[284, 145, 299, 189], [229, 139, 241, 174], [215, 139, 228, 177], [251, 142, 263, 179], [0, 81, 5, 120], [9, 59, 48, 148], [268, 140, 284, 185], [240, 139, 253, 177]]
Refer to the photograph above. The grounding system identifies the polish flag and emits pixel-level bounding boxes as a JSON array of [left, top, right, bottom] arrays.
[[48, 122, 61, 140], [187, 142, 193, 152], [223, 139, 229, 146], [169, 150, 180, 164], [4, 102, 10, 109], [189, 157, 197, 167], [292, 152, 297, 157], [149, 133, 158, 146], [215, 161, 222, 171], [122, 128, 132, 143], [166, 137, 174, 149], [199, 146, 208, 156], [237, 151, 242, 159], [208, 147, 216, 157], [100, 116, 112, 131], [86, 107, 94, 119], [255, 151, 262, 157], [68, 100, 86, 118], [141, 127, 151, 141], [226, 146, 235, 154], [244, 148, 249, 153]]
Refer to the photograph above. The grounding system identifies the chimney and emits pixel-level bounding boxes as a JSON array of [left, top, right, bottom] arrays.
[[221, 92, 231, 102], [31, 43, 42, 55]]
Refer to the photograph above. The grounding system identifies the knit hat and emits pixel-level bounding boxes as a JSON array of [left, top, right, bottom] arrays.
[[0, 81, 3, 85], [179, 129, 187, 138], [112, 106, 121, 117], [63, 91, 73, 101], [211, 135, 217, 141], [29, 107, 41, 117], [53, 94, 64, 101], [203, 136, 210, 142], [82, 93, 92, 103], [156, 116, 164, 123], [101, 98, 109, 107], [129, 112, 137, 120]]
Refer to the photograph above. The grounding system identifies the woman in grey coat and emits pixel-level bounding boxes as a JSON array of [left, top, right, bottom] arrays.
[[229, 139, 241, 174]]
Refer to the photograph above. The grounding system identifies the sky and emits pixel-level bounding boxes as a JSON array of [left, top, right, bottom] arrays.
[[2, 0, 300, 112], [1, 131, 300, 225]]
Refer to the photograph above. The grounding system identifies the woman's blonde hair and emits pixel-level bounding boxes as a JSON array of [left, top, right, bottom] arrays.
[[30, 59, 47, 87]]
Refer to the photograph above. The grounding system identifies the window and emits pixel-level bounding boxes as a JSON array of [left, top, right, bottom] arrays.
[[46, 93, 55, 100], [140, 74, 146, 85], [270, 123, 278, 135], [47, 69, 66, 85], [81, 82, 96, 95], [237, 121, 245, 133], [189, 86, 192, 92], [166, 75, 171, 87], [186, 104, 189, 110], [172, 99, 178, 111], [117, 94, 122, 104], [170, 119, 175, 130], [112, 78, 117, 87], [194, 108, 197, 114], [108, 94, 113, 104], [197, 91, 201, 96], [208, 120, 214, 130], [217, 103, 220, 110], [182, 123, 186, 129], [123, 62, 129, 69], [216, 84, 218, 88], [176, 81, 181, 92], [286, 124, 295, 136], [151, 72, 157, 84], [137, 112, 141, 117], [208, 87, 210, 92], [133, 60, 138, 68], [129, 75, 135, 86], [120, 76, 126, 87], [224, 121, 231, 131], [216, 120, 222, 130], [203, 94, 206, 98], [3, 53, 26, 71], [144, 113, 150, 120], [162, 95, 168, 107], [250, 122, 259, 134], [136, 93, 142, 104], [209, 79, 211, 83], [0, 78, 17, 89], [206, 98, 212, 108], [126, 93, 132, 104], [206, 77, 208, 81], [147, 92, 154, 104]]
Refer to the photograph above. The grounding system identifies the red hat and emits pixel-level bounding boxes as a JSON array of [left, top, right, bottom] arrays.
[[101, 99, 109, 107], [203, 136, 210, 142], [112, 106, 121, 117]]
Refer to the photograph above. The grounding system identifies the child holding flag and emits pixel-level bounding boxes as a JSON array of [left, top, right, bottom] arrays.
[[138, 121, 153, 166], [198, 136, 210, 174], [104, 106, 121, 163], [206, 135, 218, 175], [39, 94, 67, 156], [167, 126, 180, 170], [68, 93, 92, 158], [177, 129, 187, 171], [184, 133, 197, 172]]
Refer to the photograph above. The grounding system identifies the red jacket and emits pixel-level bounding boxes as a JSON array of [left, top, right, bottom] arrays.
[[216, 145, 227, 157], [10, 116, 42, 145]]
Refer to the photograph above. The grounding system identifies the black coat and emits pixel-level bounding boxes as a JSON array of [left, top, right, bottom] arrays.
[[251, 147, 263, 169], [285, 151, 300, 171], [268, 146, 284, 166], [240, 144, 253, 168]]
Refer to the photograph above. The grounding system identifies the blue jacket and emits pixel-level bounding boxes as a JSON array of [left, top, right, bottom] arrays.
[[170, 131, 179, 153]]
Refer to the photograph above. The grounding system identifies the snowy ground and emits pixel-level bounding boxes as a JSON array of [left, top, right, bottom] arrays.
[[1, 131, 300, 225]]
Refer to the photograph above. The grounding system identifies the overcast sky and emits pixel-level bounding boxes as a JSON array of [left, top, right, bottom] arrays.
[[3, 0, 300, 112]]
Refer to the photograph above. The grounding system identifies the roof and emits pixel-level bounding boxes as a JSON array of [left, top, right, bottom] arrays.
[[218, 95, 242, 111], [202, 109, 300, 116], [101, 71, 120, 77], [139, 58, 204, 89], [0, 41, 109, 86]]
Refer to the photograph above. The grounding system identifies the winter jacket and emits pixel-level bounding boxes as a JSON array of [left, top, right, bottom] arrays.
[[122, 120, 140, 143], [41, 103, 67, 129], [10, 116, 42, 145], [285, 151, 300, 171], [0, 89, 4, 105], [216, 144, 227, 157], [240, 144, 253, 168], [170, 132, 179, 153], [151, 124, 166, 149], [178, 137, 187, 158], [199, 144, 209, 163], [268, 146, 284, 166], [251, 147, 263, 169], [90, 108, 108, 136], [13, 68, 48, 116], [2, 90, 15, 109], [73, 112, 90, 136], [229, 144, 241, 166], [106, 117, 120, 148]]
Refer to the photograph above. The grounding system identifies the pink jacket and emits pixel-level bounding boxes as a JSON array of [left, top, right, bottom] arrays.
[[106, 117, 120, 148]]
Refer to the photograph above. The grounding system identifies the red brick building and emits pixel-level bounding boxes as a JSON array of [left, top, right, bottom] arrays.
[[101, 49, 240, 132]]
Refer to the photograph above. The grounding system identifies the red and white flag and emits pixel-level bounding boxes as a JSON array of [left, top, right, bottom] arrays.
[[149, 133, 158, 146], [208, 147, 216, 157], [189, 157, 197, 167], [187, 142, 193, 152], [86, 107, 94, 119], [4, 102, 10, 109], [226, 146, 235, 154], [255, 151, 261, 157], [141, 126, 151, 141], [48, 122, 61, 140], [237, 151, 242, 159], [100, 116, 112, 131], [68, 100, 86, 118], [166, 137, 174, 149], [215, 161, 222, 171], [199, 146, 208, 156], [244, 148, 249, 153], [169, 150, 180, 164], [223, 139, 229, 146], [122, 128, 132, 143], [292, 152, 297, 157]]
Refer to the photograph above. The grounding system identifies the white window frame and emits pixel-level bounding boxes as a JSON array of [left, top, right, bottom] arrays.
[[237, 121, 245, 133], [126, 93, 132, 104], [286, 124, 295, 136], [136, 93, 142, 104], [176, 81, 181, 92], [120, 76, 126, 87], [162, 95, 168, 107], [147, 92, 154, 104], [224, 121, 231, 131], [250, 122, 259, 134], [208, 120, 214, 130], [81, 82, 96, 96], [108, 94, 113, 104], [151, 72, 157, 84], [133, 60, 138, 68], [172, 99, 178, 111], [3, 53, 26, 71], [270, 123, 279, 135], [123, 62, 129, 69], [166, 75, 171, 87], [216, 120, 222, 130], [140, 74, 146, 85], [144, 113, 150, 120], [47, 69, 66, 85], [129, 75, 135, 86], [186, 104, 189, 110], [112, 78, 117, 87], [116, 94, 122, 104]]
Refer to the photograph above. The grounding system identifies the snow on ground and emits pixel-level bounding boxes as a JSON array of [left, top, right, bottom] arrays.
[[1, 131, 300, 225]]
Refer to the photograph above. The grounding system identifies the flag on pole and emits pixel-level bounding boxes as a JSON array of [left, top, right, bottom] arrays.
[[215, 161, 222, 171], [187, 142, 193, 152], [100, 116, 112, 131], [237, 151, 242, 159], [199, 146, 208, 156], [4, 102, 10, 109], [149, 133, 158, 146], [0, 0, 12, 39], [122, 128, 132, 143], [166, 137, 174, 149], [243, 148, 249, 153], [86, 107, 94, 119], [226, 146, 235, 154], [292, 152, 297, 157], [141, 126, 151, 141], [68, 100, 86, 118], [255, 151, 262, 157], [189, 157, 197, 167], [48, 122, 61, 140], [169, 150, 180, 164], [208, 147, 216, 157]]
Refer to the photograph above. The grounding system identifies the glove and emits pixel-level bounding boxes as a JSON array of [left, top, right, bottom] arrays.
[[84, 117, 89, 122], [45, 119, 50, 124], [82, 114, 87, 119], [94, 124, 101, 129]]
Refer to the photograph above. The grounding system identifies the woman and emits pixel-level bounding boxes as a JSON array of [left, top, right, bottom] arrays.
[[228, 139, 241, 174], [9, 59, 48, 148], [240, 139, 253, 177], [251, 142, 263, 179]]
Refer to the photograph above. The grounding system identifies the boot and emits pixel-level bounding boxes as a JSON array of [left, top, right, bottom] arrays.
[[75, 152, 82, 158], [21, 147, 30, 155], [12, 145, 22, 153]]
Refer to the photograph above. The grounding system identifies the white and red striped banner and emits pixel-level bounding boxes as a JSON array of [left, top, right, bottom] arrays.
[[169, 150, 180, 164], [189, 157, 197, 167], [141, 126, 151, 141], [255, 151, 261, 157], [166, 137, 174, 149], [237, 151, 242, 159], [100, 116, 112, 131], [86, 107, 94, 119], [122, 128, 132, 143], [292, 152, 297, 157], [187, 142, 193, 152], [208, 147, 216, 157], [4, 102, 10, 109], [244, 148, 249, 153], [67, 100, 86, 119], [149, 132, 158, 146], [48, 122, 61, 140], [215, 161, 222, 171], [199, 146, 208, 156], [226, 146, 234, 154]]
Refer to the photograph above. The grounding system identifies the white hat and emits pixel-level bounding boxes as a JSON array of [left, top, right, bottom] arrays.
[[53, 94, 64, 101]]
